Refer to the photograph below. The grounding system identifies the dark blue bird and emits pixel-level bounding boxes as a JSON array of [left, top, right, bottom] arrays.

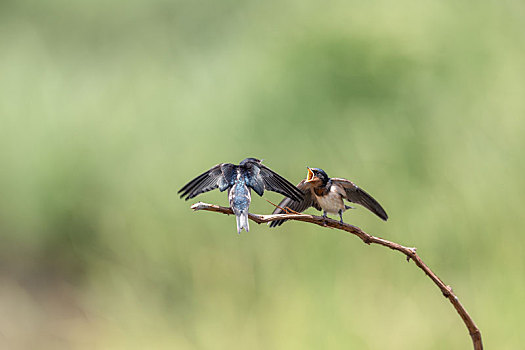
[[178, 158, 303, 234]]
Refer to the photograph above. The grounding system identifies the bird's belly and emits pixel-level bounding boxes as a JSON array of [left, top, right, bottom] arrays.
[[315, 191, 344, 214]]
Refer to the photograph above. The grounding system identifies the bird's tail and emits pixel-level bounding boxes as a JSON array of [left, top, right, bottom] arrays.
[[235, 210, 249, 234]]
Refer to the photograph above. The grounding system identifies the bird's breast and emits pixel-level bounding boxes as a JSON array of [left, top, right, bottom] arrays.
[[314, 187, 344, 214]]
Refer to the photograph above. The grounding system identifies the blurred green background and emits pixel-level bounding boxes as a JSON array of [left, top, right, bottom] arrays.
[[1, 0, 524, 349]]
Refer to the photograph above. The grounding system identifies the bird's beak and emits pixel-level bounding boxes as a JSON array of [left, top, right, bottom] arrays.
[[306, 167, 314, 182]]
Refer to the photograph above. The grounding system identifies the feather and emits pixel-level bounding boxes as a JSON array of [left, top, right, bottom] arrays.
[[331, 178, 388, 221], [269, 180, 321, 227]]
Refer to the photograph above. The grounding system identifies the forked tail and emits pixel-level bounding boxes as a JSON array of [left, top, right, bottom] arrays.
[[235, 211, 249, 234]]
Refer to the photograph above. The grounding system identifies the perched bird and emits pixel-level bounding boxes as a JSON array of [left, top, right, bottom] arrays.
[[178, 158, 303, 234], [269, 167, 388, 227]]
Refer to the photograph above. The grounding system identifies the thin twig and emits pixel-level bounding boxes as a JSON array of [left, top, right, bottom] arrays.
[[264, 198, 301, 214], [190, 202, 483, 350]]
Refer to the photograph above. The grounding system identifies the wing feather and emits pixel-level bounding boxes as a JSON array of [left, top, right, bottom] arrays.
[[269, 180, 320, 227], [178, 163, 233, 200], [331, 178, 388, 221], [257, 164, 304, 202]]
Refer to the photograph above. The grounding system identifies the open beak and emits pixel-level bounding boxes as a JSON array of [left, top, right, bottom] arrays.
[[306, 167, 315, 182]]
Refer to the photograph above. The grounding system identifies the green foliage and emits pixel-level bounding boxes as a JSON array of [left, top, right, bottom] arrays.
[[1, 0, 524, 349]]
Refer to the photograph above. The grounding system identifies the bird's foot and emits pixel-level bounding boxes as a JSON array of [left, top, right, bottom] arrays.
[[322, 212, 328, 226], [345, 205, 355, 210]]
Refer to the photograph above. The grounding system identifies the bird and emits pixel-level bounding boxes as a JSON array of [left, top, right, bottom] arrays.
[[178, 158, 304, 234], [269, 167, 388, 227]]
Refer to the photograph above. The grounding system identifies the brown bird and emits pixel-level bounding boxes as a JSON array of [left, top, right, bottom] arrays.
[[269, 167, 388, 227]]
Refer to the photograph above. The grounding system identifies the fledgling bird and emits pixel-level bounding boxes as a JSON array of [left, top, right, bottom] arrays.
[[178, 158, 303, 234], [269, 167, 388, 227]]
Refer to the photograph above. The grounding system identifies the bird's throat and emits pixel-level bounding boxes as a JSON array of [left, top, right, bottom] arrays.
[[314, 184, 330, 197]]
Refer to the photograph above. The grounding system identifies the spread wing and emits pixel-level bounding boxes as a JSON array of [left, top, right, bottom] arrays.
[[178, 163, 235, 200], [254, 164, 304, 202], [331, 178, 388, 221], [268, 180, 321, 227]]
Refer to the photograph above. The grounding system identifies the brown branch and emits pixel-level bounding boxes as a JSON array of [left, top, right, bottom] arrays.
[[190, 202, 483, 350]]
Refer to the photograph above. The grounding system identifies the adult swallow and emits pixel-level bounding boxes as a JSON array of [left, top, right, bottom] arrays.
[[179, 158, 303, 234], [269, 167, 388, 227]]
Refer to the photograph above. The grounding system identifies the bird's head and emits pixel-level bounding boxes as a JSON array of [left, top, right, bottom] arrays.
[[240, 157, 262, 166], [305, 167, 329, 185]]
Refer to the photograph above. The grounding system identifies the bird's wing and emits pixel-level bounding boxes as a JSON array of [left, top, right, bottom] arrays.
[[268, 180, 321, 227], [254, 164, 304, 202], [331, 178, 388, 221], [178, 163, 235, 200]]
